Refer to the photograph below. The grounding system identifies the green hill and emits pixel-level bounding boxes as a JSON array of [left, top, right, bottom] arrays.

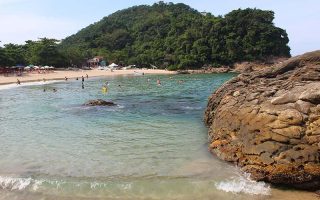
[[59, 2, 290, 69]]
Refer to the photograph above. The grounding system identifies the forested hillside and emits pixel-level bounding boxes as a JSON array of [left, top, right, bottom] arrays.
[[59, 2, 290, 69], [0, 2, 290, 69]]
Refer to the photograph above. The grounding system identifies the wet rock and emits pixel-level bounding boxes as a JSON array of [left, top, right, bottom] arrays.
[[204, 50, 320, 190], [84, 99, 116, 106]]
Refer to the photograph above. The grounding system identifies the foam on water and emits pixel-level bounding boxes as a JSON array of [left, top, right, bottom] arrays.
[[0, 80, 62, 91], [215, 173, 271, 195]]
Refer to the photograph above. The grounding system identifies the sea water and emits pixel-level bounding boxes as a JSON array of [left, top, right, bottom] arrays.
[[0, 74, 316, 200]]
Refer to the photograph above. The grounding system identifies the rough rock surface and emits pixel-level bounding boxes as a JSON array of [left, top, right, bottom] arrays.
[[84, 99, 116, 106], [204, 50, 320, 190]]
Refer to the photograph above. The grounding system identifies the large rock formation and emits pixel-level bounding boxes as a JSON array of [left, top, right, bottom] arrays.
[[204, 51, 320, 190]]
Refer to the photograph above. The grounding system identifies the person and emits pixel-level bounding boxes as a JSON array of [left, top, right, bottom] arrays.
[[105, 81, 109, 86], [17, 79, 20, 85], [82, 76, 85, 82], [147, 78, 151, 82], [65, 76, 68, 81], [76, 77, 78, 80], [43, 88, 46, 92], [53, 88, 57, 92], [157, 79, 161, 85], [86, 74, 88, 79]]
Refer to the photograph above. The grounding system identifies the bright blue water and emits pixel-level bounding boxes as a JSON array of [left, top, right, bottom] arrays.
[[0, 73, 280, 200]]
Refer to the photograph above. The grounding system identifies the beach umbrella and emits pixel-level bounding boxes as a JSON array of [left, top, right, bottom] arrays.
[[44, 66, 50, 69], [24, 66, 31, 70], [34, 66, 39, 69], [40, 67, 45, 69], [49, 66, 55, 69]]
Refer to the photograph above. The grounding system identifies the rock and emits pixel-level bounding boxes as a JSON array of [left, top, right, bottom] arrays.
[[204, 50, 320, 190], [84, 99, 116, 106]]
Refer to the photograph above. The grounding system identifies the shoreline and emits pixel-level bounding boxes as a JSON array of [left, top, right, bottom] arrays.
[[0, 69, 176, 86]]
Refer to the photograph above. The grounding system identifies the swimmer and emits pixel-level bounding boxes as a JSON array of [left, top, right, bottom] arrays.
[[82, 76, 85, 82], [156, 79, 161, 85], [53, 88, 57, 92]]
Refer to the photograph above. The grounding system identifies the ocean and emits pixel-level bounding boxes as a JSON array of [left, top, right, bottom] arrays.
[[0, 73, 316, 199]]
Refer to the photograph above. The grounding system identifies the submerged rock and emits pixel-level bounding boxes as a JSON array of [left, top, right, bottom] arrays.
[[204, 50, 320, 190], [84, 99, 116, 106]]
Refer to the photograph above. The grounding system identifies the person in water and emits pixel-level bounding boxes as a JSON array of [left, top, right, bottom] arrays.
[[82, 76, 85, 82], [53, 88, 57, 92], [82, 82, 84, 89], [17, 79, 21, 85], [65, 76, 68, 81], [157, 79, 161, 85], [76, 77, 79, 80]]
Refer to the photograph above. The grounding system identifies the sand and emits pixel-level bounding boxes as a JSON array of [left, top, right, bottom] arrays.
[[0, 69, 176, 85]]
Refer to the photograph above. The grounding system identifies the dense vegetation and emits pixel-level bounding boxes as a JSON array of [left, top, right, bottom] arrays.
[[0, 2, 290, 69], [0, 38, 67, 67]]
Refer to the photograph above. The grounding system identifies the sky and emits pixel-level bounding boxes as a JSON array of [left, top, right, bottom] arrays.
[[0, 0, 319, 56]]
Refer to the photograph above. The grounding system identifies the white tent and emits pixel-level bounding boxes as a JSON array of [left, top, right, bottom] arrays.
[[40, 67, 45, 69], [24, 66, 31, 70], [34, 66, 39, 69], [44, 66, 50, 69], [108, 63, 118, 68], [49, 66, 55, 69]]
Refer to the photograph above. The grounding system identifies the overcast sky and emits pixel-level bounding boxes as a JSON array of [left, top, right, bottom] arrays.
[[0, 0, 319, 56]]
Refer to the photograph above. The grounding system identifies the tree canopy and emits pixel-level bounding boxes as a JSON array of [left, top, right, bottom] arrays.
[[0, 2, 290, 69]]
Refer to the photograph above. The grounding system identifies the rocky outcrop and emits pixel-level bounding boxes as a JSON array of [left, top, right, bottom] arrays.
[[84, 99, 116, 106], [204, 50, 320, 190]]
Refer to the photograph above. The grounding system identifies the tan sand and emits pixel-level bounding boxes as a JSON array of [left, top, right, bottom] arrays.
[[0, 69, 176, 85]]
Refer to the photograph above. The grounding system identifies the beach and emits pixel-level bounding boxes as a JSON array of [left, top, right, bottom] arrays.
[[0, 69, 176, 85]]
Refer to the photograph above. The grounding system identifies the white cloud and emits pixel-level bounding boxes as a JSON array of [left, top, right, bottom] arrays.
[[0, 13, 81, 45]]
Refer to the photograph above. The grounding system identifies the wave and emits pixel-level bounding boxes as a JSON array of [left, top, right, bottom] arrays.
[[215, 173, 270, 195], [0, 80, 62, 91]]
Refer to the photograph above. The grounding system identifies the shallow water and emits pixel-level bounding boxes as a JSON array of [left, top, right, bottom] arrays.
[[0, 73, 317, 199]]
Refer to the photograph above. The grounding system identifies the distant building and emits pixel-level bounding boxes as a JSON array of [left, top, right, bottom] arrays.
[[200, 11, 208, 16], [87, 56, 104, 68]]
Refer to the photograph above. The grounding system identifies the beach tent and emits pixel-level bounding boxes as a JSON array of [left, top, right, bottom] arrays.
[[44, 66, 50, 69], [24, 66, 31, 70], [34, 66, 39, 69], [40, 66, 45, 69], [49, 66, 55, 69], [108, 63, 118, 68]]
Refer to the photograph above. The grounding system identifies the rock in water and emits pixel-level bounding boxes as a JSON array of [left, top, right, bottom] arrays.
[[204, 50, 320, 190], [84, 99, 116, 106]]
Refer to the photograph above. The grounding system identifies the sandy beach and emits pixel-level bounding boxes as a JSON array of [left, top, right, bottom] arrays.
[[0, 69, 176, 85]]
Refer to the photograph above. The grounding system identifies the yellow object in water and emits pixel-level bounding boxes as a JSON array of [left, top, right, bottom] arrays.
[[102, 86, 108, 94]]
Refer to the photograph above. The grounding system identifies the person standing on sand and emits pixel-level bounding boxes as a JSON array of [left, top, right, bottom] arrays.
[[86, 74, 88, 79]]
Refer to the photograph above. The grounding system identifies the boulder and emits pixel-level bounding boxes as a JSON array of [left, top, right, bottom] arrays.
[[84, 99, 116, 106], [204, 50, 320, 190]]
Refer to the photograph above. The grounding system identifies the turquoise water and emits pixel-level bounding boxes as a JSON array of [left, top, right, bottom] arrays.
[[0, 73, 300, 200]]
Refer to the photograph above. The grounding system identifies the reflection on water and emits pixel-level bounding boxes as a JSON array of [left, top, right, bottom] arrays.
[[0, 73, 316, 199]]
